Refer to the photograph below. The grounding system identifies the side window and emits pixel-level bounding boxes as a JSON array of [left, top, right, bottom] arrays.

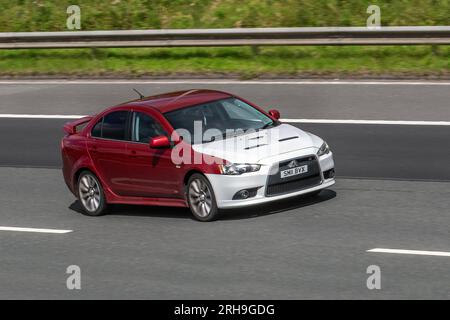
[[102, 111, 129, 141], [91, 118, 103, 137], [132, 112, 166, 143]]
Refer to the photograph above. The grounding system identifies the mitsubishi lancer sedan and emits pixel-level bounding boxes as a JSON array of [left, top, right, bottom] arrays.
[[61, 89, 335, 221]]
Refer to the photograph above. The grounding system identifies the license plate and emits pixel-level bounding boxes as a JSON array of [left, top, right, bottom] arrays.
[[280, 165, 308, 179]]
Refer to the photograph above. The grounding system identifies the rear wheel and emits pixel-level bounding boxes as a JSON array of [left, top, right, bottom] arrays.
[[77, 171, 107, 216], [187, 174, 219, 222]]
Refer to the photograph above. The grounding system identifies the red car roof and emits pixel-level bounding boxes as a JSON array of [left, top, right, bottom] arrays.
[[124, 89, 232, 114]]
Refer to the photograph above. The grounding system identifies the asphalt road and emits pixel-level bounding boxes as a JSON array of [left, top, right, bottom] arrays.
[[1, 167, 450, 299], [0, 80, 449, 120], [0, 80, 449, 299], [1, 119, 450, 181]]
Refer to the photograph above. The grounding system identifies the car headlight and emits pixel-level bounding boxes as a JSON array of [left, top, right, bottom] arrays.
[[317, 141, 330, 157], [219, 163, 261, 175]]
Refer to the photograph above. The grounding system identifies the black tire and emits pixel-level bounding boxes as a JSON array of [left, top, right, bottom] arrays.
[[77, 171, 107, 216], [187, 173, 219, 222]]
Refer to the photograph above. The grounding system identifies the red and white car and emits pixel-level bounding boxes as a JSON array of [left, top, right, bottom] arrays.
[[61, 89, 335, 221]]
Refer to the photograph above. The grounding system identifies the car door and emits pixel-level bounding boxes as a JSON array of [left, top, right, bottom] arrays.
[[87, 110, 130, 196], [122, 111, 182, 198]]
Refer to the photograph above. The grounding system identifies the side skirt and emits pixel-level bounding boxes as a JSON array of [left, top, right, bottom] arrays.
[[106, 195, 188, 208]]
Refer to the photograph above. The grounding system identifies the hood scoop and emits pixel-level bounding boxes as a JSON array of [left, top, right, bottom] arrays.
[[248, 135, 265, 140], [279, 136, 299, 142], [244, 135, 299, 150], [244, 143, 268, 150]]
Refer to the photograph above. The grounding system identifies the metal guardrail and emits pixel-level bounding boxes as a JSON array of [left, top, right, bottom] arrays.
[[0, 26, 449, 49]]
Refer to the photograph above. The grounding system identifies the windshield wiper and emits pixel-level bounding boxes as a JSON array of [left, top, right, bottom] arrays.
[[261, 121, 275, 130]]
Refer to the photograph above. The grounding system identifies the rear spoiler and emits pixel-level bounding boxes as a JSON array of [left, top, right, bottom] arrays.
[[63, 116, 92, 135]]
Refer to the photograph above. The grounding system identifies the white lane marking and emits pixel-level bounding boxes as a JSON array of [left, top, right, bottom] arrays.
[[367, 248, 450, 257], [283, 119, 450, 126], [0, 114, 84, 119], [2, 114, 450, 126], [0, 80, 448, 85], [0, 226, 72, 234]]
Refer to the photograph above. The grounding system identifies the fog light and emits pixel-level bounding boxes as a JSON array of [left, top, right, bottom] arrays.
[[324, 168, 335, 179], [232, 188, 259, 200], [239, 190, 250, 199]]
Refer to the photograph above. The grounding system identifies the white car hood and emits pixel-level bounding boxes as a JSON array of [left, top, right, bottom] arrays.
[[192, 124, 321, 164]]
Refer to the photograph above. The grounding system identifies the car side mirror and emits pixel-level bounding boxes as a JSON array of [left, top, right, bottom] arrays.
[[268, 109, 281, 120], [150, 135, 171, 149]]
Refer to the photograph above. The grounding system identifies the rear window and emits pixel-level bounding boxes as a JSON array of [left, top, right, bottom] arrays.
[[91, 111, 129, 141], [91, 119, 102, 137]]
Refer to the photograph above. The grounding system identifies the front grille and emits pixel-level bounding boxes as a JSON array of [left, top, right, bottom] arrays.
[[265, 155, 322, 197], [266, 175, 322, 196]]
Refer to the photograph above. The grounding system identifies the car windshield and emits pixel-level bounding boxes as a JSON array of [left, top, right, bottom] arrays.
[[164, 98, 276, 144]]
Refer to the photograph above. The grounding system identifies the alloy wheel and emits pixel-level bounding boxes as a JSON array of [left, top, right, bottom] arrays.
[[188, 178, 213, 218], [79, 174, 101, 213]]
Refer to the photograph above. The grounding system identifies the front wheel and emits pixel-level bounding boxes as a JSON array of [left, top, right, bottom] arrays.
[[187, 174, 219, 222], [77, 171, 107, 216]]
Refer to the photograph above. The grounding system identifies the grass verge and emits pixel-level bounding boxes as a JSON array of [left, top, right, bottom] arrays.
[[0, 46, 448, 79], [1, 0, 448, 31]]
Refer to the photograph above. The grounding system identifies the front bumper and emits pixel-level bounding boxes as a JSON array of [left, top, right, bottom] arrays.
[[206, 148, 335, 209]]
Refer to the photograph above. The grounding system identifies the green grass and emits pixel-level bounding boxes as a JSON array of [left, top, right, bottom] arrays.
[[0, 46, 448, 78], [0, 1, 448, 77], [0, 0, 449, 31]]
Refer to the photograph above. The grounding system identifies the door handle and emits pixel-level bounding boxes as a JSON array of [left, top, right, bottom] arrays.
[[129, 150, 137, 158], [129, 150, 147, 159]]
